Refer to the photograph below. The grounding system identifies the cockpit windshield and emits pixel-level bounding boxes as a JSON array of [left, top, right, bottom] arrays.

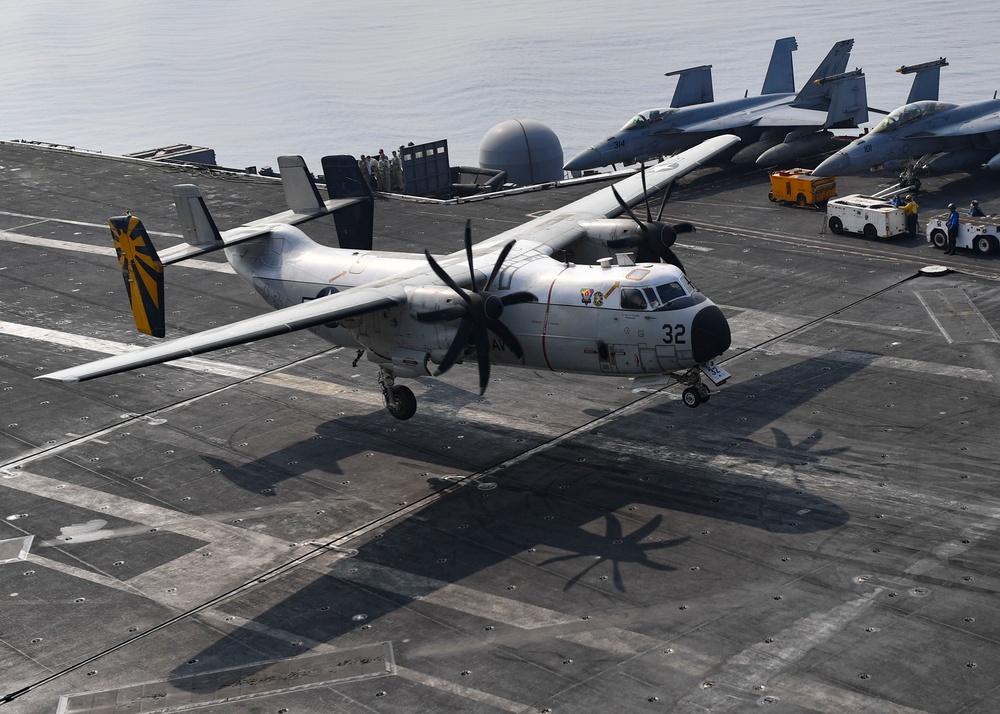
[[870, 100, 956, 134], [620, 107, 676, 132], [620, 278, 697, 311]]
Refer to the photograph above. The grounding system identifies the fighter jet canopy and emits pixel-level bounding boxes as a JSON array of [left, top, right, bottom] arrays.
[[871, 100, 956, 134], [620, 108, 677, 132]]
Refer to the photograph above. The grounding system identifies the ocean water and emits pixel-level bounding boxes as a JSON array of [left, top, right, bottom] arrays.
[[0, 0, 996, 172]]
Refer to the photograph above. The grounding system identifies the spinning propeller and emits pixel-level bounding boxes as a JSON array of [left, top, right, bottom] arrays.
[[607, 166, 693, 271], [419, 221, 537, 394]]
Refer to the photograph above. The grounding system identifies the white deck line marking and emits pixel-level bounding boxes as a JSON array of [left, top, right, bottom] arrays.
[[0, 229, 233, 274], [914, 290, 955, 344], [0, 210, 182, 232], [0, 321, 261, 380], [395, 666, 528, 713], [674, 591, 880, 712]]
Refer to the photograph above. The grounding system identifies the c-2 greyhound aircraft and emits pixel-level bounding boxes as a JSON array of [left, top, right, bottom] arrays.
[[564, 38, 868, 172], [37, 136, 740, 419]]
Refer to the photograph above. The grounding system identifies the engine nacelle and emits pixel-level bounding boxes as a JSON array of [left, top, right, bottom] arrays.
[[406, 285, 464, 320], [578, 219, 645, 244]]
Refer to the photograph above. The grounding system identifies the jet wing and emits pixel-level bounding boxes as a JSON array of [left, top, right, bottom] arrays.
[[37, 285, 403, 383], [503, 134, 741, 254], [675, 106, 826, 133]]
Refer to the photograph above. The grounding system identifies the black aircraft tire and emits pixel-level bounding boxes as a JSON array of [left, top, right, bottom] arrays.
[[682, 387, 701, 408], [388, 385, 417, 420], [828, 216, 843, 234]]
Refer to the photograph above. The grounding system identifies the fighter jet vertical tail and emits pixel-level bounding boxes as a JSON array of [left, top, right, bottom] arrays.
[[666, 65, 714, 108], [322, 154, 375, 251], [898, 57, 949, 103], [820, 69, 869, 128], [109, 215, 166, 338], [790, 39, 854, 107], [760, 36, 798, 95]]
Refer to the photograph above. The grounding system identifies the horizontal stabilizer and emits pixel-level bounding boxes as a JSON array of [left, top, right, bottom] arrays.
[[109, 215, 165, 338]]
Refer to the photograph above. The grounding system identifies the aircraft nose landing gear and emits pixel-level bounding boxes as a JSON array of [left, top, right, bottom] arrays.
[[674, 366, 714, 408], [378, 367, 417, 420]]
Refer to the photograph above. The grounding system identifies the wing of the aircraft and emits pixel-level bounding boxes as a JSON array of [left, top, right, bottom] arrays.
[[37, 135, 739, 385]]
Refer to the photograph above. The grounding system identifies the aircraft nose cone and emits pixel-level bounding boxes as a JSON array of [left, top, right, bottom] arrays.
[[691, 304, 731, 364], [812, 150, 851, 177], [564, 147, 602, 172]]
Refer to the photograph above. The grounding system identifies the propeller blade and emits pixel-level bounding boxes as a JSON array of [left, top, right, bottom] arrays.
[[611, 186, 647, 233], [484, 240, 516, 292], [487, 319, 524, 361], [473, 325, 492, 394], [434, 318, 474, 376], [640, 162, 652, 222], [655, 181, 675, 221], [463, 220, 477, 289], [415, 304, 467, 323], [662, 246, 685, 273], [425, 249, 470, 302], [500, 291, 538, 306]]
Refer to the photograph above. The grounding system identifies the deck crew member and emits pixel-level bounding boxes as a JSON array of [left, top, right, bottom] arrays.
[[901, 195, 919, 237], [945, 203, 959, 255], [969, 200, 986, 217]]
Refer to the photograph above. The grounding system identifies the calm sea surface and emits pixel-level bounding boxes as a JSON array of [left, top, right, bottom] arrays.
[[1, 1, 995, 172]]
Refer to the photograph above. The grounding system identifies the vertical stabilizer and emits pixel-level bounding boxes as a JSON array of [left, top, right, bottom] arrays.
[[322, 155, 375, 251], [171, 185, 223, 247], [109, 215, 165, 338], [819, 69, 869, 128], [277, 155, 325, 213], [792, 39, 854, 106], [666, 65, 714, 107], [761, 37, 798, 95], [897, 58, 948, 103]]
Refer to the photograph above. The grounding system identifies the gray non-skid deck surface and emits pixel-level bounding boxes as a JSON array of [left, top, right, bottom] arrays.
[[2, 141, 1000, 712]]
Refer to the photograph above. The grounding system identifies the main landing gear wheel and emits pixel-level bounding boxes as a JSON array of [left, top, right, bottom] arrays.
[[387, 385, 417, 420]]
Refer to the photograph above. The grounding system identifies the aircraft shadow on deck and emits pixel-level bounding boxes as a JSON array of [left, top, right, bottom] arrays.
[[165, 352, 862, 688]]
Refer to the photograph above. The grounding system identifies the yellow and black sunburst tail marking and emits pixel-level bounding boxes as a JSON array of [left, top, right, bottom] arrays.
[[109, 215, 165, 338]]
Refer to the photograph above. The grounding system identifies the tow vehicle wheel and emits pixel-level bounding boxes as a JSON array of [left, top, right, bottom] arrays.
[[828, 216, 843, 234], [682, 387, 702, 408], [767, 191, 777, 203], [387, 385, 417, 420], [796, 193, 807, 207], [863, 223, 877, 240], [974, 235, 997, 255], [930, 229, 948, 249]]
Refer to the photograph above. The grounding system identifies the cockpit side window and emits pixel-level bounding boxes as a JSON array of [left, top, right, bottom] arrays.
[[655, 281, 687, 304], [620, 287, 648, 310]]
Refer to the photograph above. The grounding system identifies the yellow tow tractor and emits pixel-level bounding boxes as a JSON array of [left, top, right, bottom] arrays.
[[768, 167, 837, 209]]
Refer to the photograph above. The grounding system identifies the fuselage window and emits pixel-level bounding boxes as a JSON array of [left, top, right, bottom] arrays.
[[620, 287, 647, 310]]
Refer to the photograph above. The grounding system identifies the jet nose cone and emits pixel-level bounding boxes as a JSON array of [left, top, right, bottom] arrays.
[[691, 304, 731, 364], [564, 147, 602, 173], [813, 150, 851, 177]]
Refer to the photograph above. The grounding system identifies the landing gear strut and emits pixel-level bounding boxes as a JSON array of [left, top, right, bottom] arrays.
[[378, 367, 417, 420], [674, 367, 712, 408]]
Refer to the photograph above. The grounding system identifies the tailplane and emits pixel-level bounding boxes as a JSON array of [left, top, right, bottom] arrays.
[[760, 37, 798, 95], [791, 39, 854, 107], [109, 215, 165, 338]]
